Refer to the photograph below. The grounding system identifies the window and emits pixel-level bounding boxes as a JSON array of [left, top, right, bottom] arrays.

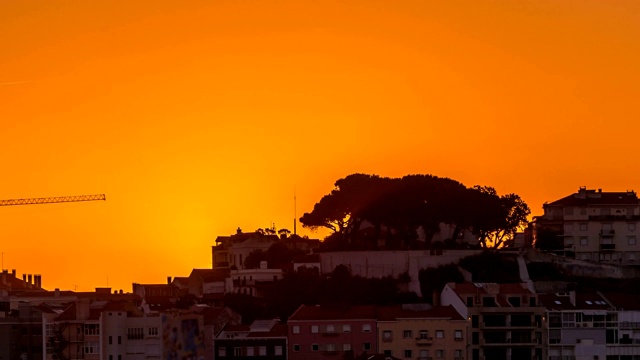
[[383, 330, 392, 340], [326, 344, 335, 351], [258, 346, 266, 356], [419, 330, 428, 339], [564, 207, 574, 215], [629, 236, 637, 245], [109, 336, 112, 344], [293, 344, 300, 352], [84, 324, 100, 336], [343, 343, 351, 351], [384, 350, 392, 356], [420, 350, 429, 358], [127, 327, 144, 340], [454, 330, 463, 340], [435, 349, 445, 358], [565, 237, 574, 247], [630, 223, 637, 231], [110, 356, 113, 360], [246, 347, 254, 356], [403, 330, 412, 338], [234, 348, 242, 356], [580, 237, 588, 246], [580, 208, 587, 215], [343, 324, 351, 333], [275, 346, 283, 356], [580, 223, 588, 231], [363, 324, 371, 333], [148, 327, 158, 336], [311, 325, 319, 333], [292, 325, 300, 334], [630, 253, 636, 262], [118, 336, 121, 344], [466, 296, 473, 306], [327, 325, 335, 333], [404, 350, 412, 358], [455, 349, 463, 357], [311, 344, 319, 352], [363, 342, 371, 351], [436, 330, 444, 338], [84, 342, 99, 354]]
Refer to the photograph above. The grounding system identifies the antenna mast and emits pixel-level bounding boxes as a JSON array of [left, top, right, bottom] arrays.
[[293, 189, 297, 236]]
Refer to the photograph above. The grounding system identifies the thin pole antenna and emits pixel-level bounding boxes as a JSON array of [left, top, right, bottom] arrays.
[[294, 187, 297, 236]]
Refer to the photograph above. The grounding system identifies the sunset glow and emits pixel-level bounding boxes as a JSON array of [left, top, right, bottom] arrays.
[[1, 0, 639, 291]]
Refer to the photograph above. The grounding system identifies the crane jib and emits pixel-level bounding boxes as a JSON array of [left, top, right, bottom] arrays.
[[0, 194, 106, 206]]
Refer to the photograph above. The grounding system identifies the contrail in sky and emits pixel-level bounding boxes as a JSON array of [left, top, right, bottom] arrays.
[[0, 80, 32, 86]]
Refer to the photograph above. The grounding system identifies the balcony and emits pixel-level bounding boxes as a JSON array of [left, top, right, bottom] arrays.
[[600, 229, 615, 237], [620, 321, 640, 329], [599, 244, 616, 251], [415, 337, 433, 346]]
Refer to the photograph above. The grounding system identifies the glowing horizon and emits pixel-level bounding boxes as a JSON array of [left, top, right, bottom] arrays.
[[1, 0, 639, 292]]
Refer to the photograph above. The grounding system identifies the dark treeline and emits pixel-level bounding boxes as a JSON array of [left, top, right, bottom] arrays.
[[300, 173, 530, 250]]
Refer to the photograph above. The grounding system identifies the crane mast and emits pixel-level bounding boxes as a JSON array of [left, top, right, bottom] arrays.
[[0, 194, 106, 207]]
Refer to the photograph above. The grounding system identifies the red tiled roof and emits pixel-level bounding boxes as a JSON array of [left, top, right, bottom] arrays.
[[538, 292, 610, 310], [190, 268, 230, 283], [376, 305, 464, 321], [289, 305, 377, 321]]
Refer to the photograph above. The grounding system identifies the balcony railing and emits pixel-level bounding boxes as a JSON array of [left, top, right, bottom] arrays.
[[600, 244, 616, 251], [415, 337, 433, 346], [620, 322, 640, 328], [600, 229, 615, 237]]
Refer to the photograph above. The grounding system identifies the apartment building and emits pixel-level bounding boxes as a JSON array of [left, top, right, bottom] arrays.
[[441, 282, 546, 360], [376, 304, 467, 360], [214, 319, 288, 360], [287, 305, 378, 360], [539, 291, 640, 360], [534, 187, 640, 265]]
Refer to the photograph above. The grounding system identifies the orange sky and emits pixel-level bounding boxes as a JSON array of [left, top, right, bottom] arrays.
[[1, 0, 639, 292]]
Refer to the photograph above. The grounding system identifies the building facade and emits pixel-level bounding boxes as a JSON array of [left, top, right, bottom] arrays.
[[441, 282, 546, 360], [287, 305, 378, 360], [377, 304, 467, 360], [534, 187, 640, 265]]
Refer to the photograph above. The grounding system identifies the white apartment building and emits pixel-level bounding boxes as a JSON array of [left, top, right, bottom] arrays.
[[536, 187, 640, 265]]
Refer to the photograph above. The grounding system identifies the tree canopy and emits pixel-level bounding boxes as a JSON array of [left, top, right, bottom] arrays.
[[300, 173, 530, 250]]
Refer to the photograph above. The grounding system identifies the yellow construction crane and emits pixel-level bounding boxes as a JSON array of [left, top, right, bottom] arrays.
[[0, 194, 106, 207]]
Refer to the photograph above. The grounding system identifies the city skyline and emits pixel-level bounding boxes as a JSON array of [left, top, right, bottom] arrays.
[[1, 0, 639, 291]]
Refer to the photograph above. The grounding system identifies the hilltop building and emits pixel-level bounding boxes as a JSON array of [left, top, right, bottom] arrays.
[[534, 187, 640, 265]]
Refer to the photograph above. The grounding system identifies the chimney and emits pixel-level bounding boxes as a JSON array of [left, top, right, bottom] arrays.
[[1, 272, 5, 285], [237, 227, 242, 234], [569, 291, 576, 307], [11, 269, 16, 277], [54, 288, 60, 297], [167, 276, 172, 285], [22, 274, 26, 283], [119, 289, 123, 294], [28, 274, 32, 285], [432, 290, 440, 306], [34, 275, 39, 288]]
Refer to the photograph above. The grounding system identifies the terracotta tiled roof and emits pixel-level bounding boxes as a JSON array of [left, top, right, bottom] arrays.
[[289, 305, 377, 321], [190, 268, 230, 283], [538, 292, 610, 310], [376, 305, 464, 321]]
